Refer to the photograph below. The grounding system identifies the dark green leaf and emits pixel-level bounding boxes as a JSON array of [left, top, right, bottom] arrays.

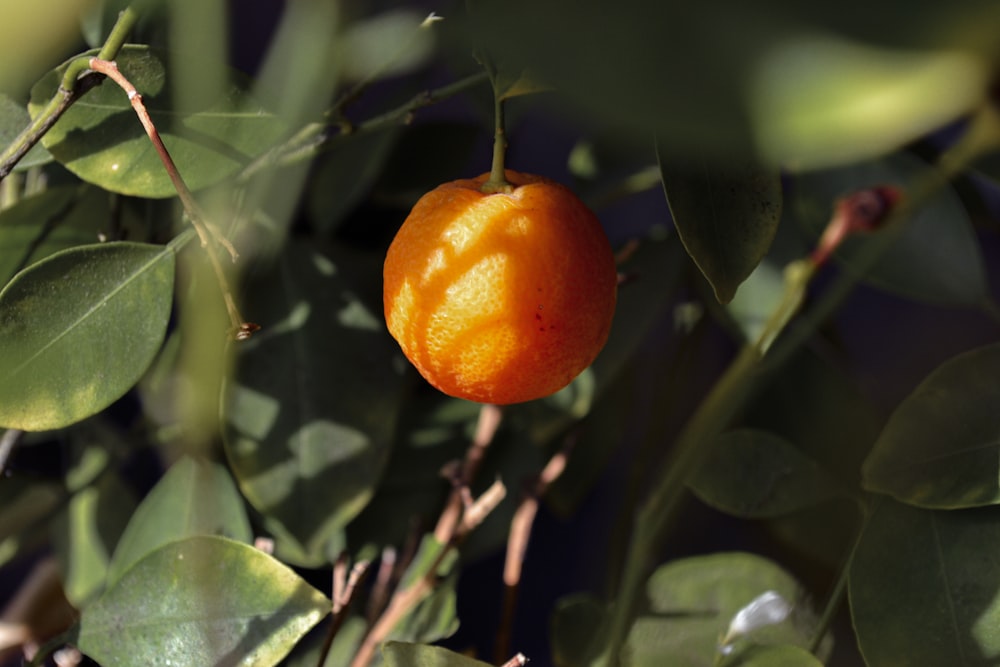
[[726, 644, 823, 667], [52, 469, 135, 607], [306, 126, 401, 234], [106, 456, 253, 585], [791, 152, 987, 306], [690, 429, 847, 518], [725, 259, 786, 343], [863, 343, 1000, 509], [0, 241, 175, 431], [375, 123, 482, 207], [850, 500, 1000, 666], [28, 45, 287, 198], [78, 536, 329, 667], [658, 150, 781, 304], [0, 186, 111, 287], [0, 93, 52, 169], [223, 241, 405, 566], [0, 475, 63, 567], [625, 552, 821, 666], [381, 642, 493, 667], [551, 594, 609, 667]]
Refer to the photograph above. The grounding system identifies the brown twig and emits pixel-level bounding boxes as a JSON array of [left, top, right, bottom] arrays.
[[496, 438, 575, 662], [317, 554, 371, 667], [499, 654, 528, 667], [85, 57, 257, 339]]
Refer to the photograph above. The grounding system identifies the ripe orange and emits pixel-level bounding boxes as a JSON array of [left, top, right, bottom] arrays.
[[383, 170, 617, 405]]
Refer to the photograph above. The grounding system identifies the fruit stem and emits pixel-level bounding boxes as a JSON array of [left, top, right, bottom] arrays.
[[481, 81, 513, 194]]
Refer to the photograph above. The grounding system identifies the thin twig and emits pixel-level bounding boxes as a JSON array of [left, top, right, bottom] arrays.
[[317, 554, 371, 667], [496, 439, 574, 661], [499, 654, 528, 667], [86, 57, 256, 339]]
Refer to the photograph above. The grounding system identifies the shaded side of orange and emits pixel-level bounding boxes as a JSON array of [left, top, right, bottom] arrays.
[[383, 170, 617, 404]]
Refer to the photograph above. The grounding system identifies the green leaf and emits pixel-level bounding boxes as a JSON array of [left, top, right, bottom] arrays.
[[339, 9, 437, 82], [551, 594, 609, 667], [0, 241, 175, 431], [77, 536, 330, 667], [52, 469, 135, 607], [658, 150, 782, 304], [28, 45, 287, 198], [106, 456, 253, 586], [0, 186, 113, 287], [223, 241, 405, 566], [863, 343, 1000, 509], [690, 429, 847, 518], [381, 642, 493, 667], [850, 499, 1000, 666], [0, 93, 52, 170], [726, 644, 823, 667], [790, 152, 987, 306], [0, 475, 63, 568], [389, 535, 460, 645], [625, 552, 821, 666], [725, 259, 786, 344]]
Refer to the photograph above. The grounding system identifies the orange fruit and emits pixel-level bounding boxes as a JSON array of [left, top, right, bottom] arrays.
[[383, 170, 617, 405]]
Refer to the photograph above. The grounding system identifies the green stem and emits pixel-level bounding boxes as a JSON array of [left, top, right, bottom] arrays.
[[480, 87, 512, 193], [96, 6, 138, 61]]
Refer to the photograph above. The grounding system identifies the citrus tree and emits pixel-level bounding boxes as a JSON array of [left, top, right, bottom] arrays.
[[1, 1, 1000, 666]]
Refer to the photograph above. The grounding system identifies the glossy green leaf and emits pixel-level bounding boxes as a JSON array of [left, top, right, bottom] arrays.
[[0, 93, 52, 169], [850, 500, 1000, 666], [791, 152, 987, 306], [624, 552, 821, 667], [690, 429, 847, 518], [0, 241, 175, 431], [863, 343, 1000, 509], [223, 241, 405, 566], [28, 45, 287, 198], [306, 126, 401, 234], [78, 536, 330, 667], [381, 642, 493, 667], [658, 150, 782, 304], [106, 456, 253, 586], [0, 186, 111, 287]]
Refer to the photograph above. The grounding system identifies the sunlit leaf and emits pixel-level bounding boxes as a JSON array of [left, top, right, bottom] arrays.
[[790, 152, 987, 306], [658, 149, 782, 303], [850, 499, 1000, 666], [691, 429, 847, 518], [623, 552, 824, 666], [77, 536, 330, 667], [381, 642, 493, 667], [106, 456, 253, 585], [863, 343, 1000, 509], [28, 45, 287, 198], [0, 241, 175, 431], [223, 241, 405, 566]]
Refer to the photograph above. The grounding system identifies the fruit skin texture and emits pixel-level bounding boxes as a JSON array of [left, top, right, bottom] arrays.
[[383, 170, 617, 405]]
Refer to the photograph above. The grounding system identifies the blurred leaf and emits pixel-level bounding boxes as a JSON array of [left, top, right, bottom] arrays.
[[765, 498, 862, 569], [340, 9, 437, 82], [223, 241, 405, 566], [390, 535, 460, 645], [725, 259, 786, 344], [0, 93, 52, 169], [28, 45, 287, 198], [551, 594, 609, 667], [0, 241, 175, 431], [0, 0, 88, 96], [850, 499, 1000, 666], [725, 644, 823, 666], [107, 456, 253, 585], [381, 642, 493, 667], [307, 126, 401, 234], [0, 475, 63, 567], [863, 343, 1000, 509], [658, 150, 782, 304], [462, 1, 993, 168], [78, 536, 329, 667], [791, 152, 987, 306], [282, 616, 366, 667], [690, 428, 848, 518], [495, 66, 552, 101], [52, 469, 135, 607], [622, 552, 821, 666]]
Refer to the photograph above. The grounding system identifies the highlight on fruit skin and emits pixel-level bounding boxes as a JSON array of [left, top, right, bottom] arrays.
[[382, 170, 618, 405]]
